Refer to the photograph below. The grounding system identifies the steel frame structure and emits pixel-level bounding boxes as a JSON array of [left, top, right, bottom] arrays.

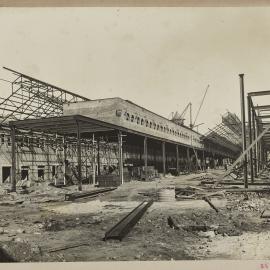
[[0, 67, 90, 124], [203, 111, 242, 157], [245, 89, 270, 183]]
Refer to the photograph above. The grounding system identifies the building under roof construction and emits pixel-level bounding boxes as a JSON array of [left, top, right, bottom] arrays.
[[0, 67, 242, 191]]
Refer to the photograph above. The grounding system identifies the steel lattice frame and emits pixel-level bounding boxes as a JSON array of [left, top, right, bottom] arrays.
[[204, 111, 242, 155], [0, 67, 90, 124]]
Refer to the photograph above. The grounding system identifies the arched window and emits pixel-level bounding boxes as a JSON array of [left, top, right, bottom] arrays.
[[141, 119, 144, 125], [131, 115, 134, 122], [150, 122, 152, 128], [146, 120, 149, 127], [126, 112, 130, 121], [137, 117, 140, 124], [157, 125, 159, 130]]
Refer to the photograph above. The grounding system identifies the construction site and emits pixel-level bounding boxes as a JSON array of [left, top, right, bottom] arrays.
[[0, 65, 269, 262]]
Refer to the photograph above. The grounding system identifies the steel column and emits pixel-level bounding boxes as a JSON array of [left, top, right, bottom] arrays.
[[187, 148, 191, 173], [202, 150, 206, 171], [252, 107, 258, 177], [143, 137, 148, 180], [247, 96, 254, 183], [176, 145, 179, 175], [118, 131, 124, 185], [239, 74, 248, 188], [162, 141, 166, 176], [63, 136, 67, 185], [76, 121, 82, 191], [92, 133, 96, 186], [11, 126, 16, 192], [97, 138, 100, 175]]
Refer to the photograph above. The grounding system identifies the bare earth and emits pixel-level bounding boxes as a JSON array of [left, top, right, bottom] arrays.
[[0, 169, 270, 262]]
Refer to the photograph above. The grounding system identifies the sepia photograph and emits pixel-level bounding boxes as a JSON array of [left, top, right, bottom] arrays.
[[0, 3, 270, 265]]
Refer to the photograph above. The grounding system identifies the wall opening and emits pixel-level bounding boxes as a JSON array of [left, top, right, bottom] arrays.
[[21, 166, 29, 181], [38, 165, 45, 181], [2, 166, 11, 183]]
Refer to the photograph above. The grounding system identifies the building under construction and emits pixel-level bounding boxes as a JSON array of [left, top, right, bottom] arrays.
[[1, 68, 270, 262], [0, 67, 242, 191]]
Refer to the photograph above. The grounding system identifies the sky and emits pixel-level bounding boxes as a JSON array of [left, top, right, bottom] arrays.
[[1, 7, 270, 133]]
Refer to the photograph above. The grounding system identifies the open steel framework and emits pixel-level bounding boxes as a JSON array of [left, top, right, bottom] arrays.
[[0, 67, 242, 192], [203, 112, 242, 156], [246, 89, 270, 183], [0, 67, 90, 124]]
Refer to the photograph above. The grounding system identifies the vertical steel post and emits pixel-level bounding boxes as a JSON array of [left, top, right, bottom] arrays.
[[63, 136, 67, 186], [252, 107, 257, 177], [11, 125, 16, 192], [187, 148, 191, 173], [97, 137, 100, 175], [247, 96, 254, 183], [76, 121, 82, 191], [202, 150, 205, 171], [143, 137, 148, 180], [239, 74, 248, 188], [92, 133, 96, 186], [162, 141, 166, 176], [118, 131, 123, 185], [256, 121, 261, 172], [190, 103, 193, 128], [176, 145, 179, 175]]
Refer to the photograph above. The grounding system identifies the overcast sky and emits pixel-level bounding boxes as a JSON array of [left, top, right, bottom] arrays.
[[1, 7, 270, 133]]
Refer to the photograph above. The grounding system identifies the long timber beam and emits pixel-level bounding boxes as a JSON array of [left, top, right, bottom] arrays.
[[104, 200, 153, 241]]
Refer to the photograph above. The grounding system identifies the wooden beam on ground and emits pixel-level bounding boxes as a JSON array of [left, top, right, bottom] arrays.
[[203, 196, 219, 212], [65, 187, 117, 201], [104, 200, 153, 241], [224, 188, 270, 193]]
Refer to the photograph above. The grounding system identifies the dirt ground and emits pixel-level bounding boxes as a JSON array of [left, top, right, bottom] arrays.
[[0, 169, 270, 262]]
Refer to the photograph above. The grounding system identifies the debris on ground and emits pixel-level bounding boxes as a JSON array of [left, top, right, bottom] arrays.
[[0, 169, 269, 261]]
